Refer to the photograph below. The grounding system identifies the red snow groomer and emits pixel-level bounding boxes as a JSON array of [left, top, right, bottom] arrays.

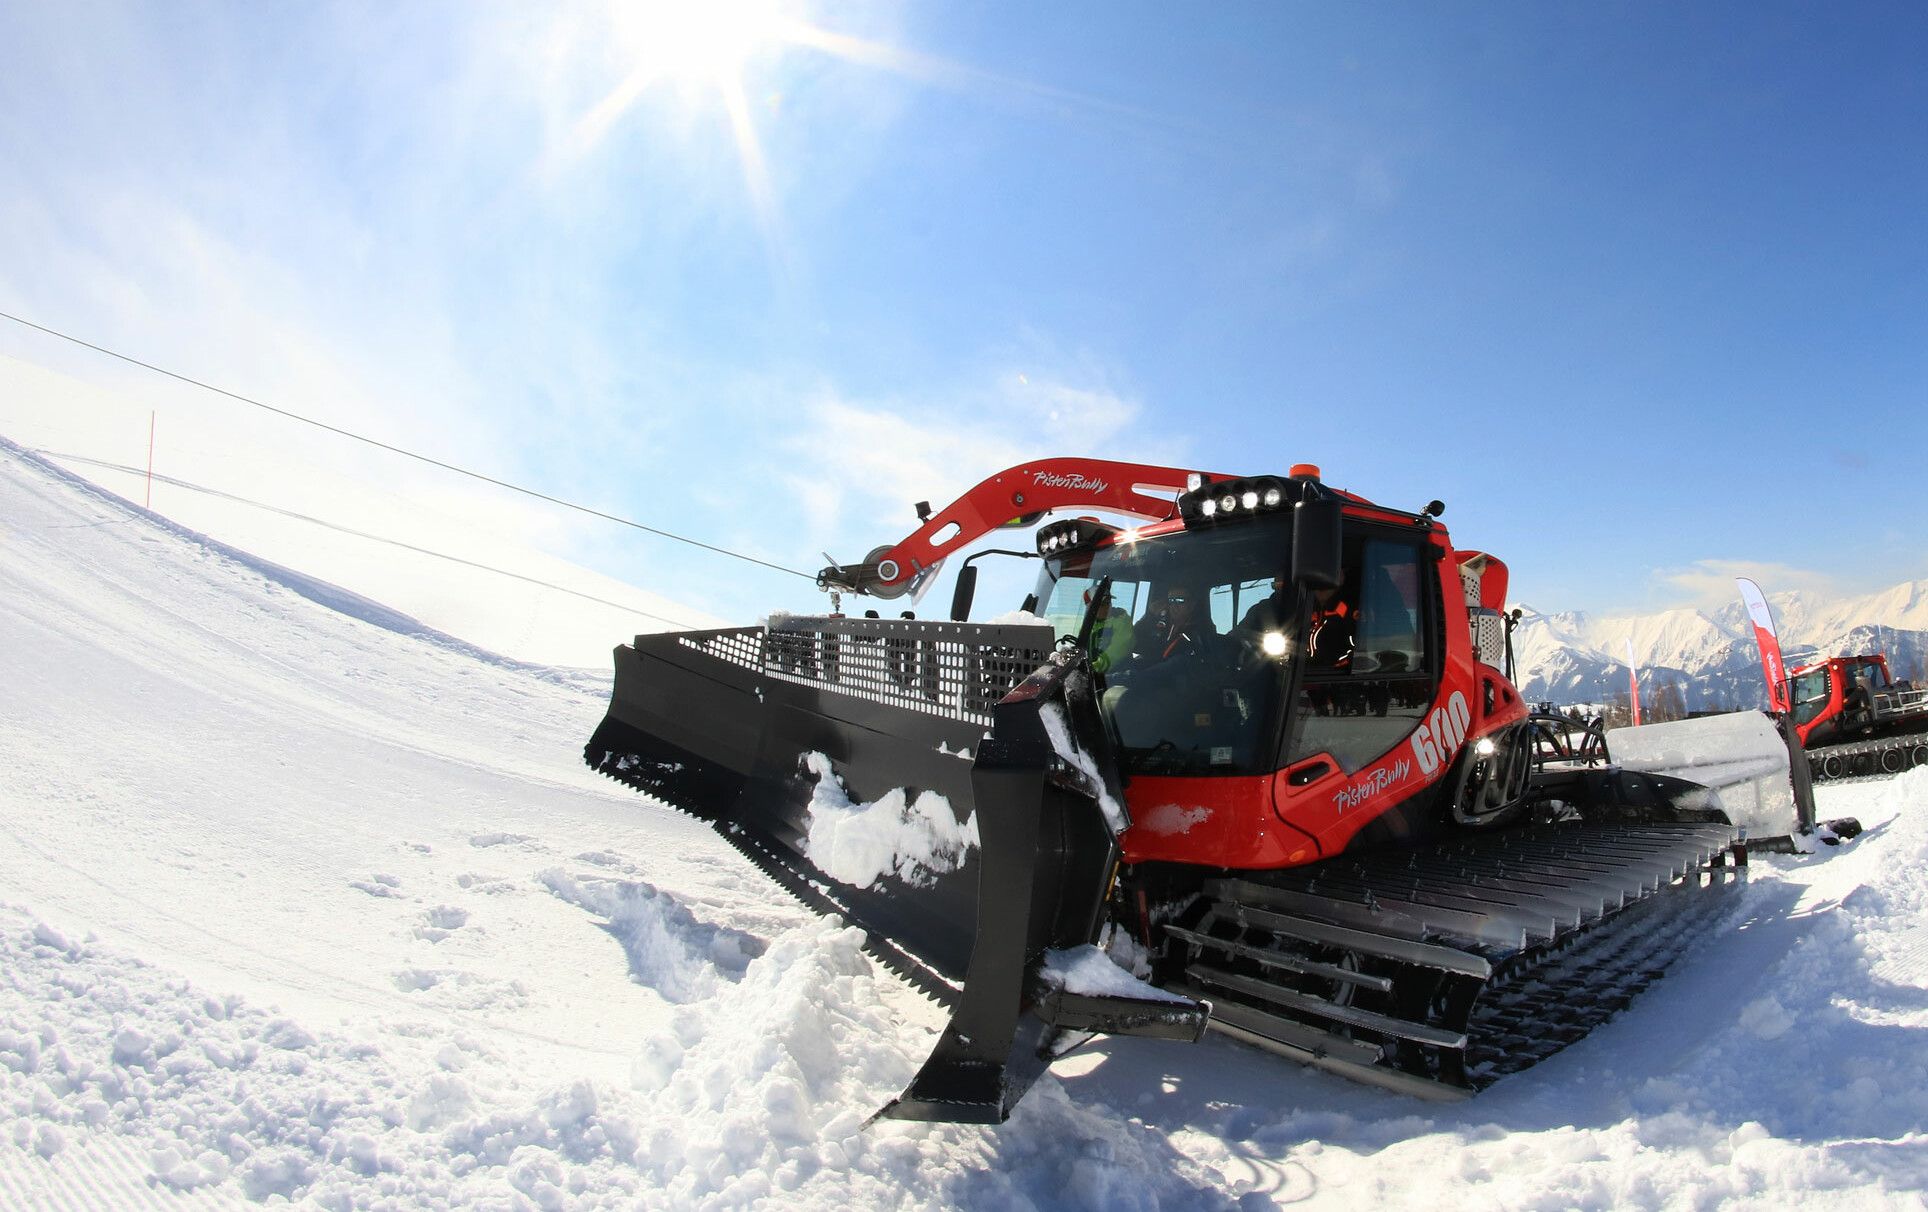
[[586, 460, 1743, 1122], [1788, 654, 1928, 780]]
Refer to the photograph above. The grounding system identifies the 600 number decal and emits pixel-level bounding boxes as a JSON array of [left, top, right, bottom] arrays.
[[1411, 690, 1471, 775]]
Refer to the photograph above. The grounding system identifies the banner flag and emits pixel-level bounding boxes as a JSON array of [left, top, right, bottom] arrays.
[[1736, 577, 1792, 713], [1625, 637, 1642, 726]]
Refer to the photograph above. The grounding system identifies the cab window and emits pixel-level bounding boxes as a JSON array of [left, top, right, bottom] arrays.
[[1289, 534, 1438, 774], [1790, 668, 1831, 726]]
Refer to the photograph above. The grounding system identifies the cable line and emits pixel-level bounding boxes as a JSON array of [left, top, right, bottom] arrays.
[[37, 450, 704, 630], [0, 308, 813, 581]]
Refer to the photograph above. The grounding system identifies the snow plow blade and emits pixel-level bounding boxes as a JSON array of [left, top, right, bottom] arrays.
[[585, 617, 1204, 1123], [1607, 712, 1858, 847]]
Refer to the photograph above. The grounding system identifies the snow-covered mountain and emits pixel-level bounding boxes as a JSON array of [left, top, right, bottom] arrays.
[[5, 437, 1928, 1208], [1513, 582, 1928, 711]]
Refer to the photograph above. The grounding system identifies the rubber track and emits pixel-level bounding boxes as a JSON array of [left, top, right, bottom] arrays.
[[1462, 872, 1734, 1081], [1173, 823, 1742, 1094], [1806, 730, 1928, 783]]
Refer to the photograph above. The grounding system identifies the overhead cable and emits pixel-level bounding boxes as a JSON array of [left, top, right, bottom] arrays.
[[0, 308, 813, 581], [38, 450, 703, 630]]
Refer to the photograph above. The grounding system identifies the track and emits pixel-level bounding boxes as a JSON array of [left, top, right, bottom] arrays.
[[1807, 732, 1928, 783], [1166, 821, 1742, 1096]]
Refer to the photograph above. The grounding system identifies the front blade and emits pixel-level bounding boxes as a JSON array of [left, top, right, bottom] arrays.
[[587, 622, 1051, 994], [585, 617, 1145, 1123], [1606, 712, 1798, 837]]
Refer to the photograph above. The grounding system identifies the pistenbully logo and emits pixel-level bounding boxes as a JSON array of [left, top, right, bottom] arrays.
[[1332, 758, 1411, 813], [1031, 471, 1109, 493]]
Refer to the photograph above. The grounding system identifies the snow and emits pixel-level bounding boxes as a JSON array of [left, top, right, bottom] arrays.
[[982, 610, 1051, 627], [798, 753, 979, 890], [1137, 804, 1212, 837], [1039, 702, 1130, 834], [1040, 946, 1192, 1006], [4, 438, 1928, 1208]]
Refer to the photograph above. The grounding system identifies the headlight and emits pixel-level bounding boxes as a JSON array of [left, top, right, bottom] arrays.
[[1177, 472, 1303, 526]]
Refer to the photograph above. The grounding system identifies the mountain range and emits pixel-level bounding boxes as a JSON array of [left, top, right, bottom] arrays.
[[1510, 579, 1928, 711]]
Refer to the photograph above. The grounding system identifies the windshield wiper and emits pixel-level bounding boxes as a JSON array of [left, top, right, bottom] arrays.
[[1075, 574, 1115, 654]]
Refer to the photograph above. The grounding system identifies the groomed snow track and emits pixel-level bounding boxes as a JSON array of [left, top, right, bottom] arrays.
[[1168, 821, 1742, 1097]]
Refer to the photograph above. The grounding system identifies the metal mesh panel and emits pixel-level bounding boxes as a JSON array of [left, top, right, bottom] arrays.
[[675, 628, 765, 670], [764, 616, 1056, 726], [1470, 608, 1506, 671]]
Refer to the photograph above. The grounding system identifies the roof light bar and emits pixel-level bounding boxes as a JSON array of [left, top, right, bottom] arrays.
[[1035, 517, 1121, 557], [1176, 474, 1294, 526]]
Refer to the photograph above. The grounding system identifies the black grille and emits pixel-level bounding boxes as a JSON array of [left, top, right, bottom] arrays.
[[758, 616, 1057, 726]]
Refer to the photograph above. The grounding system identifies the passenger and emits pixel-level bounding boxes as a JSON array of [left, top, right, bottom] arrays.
[[1307, 574, 1355, 669], [1239, 576, 1290, 634], [1089, 604, 1133, 674], [1844, 669, 1875, 720]]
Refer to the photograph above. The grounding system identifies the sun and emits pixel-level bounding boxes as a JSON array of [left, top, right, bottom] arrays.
[[564, 2, 952, 271], [605, 0, 784, 94]]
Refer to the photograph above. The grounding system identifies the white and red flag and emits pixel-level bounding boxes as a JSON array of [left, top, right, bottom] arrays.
[[1736, 577, 1792, 713], [1625, 637, 1642, 726]]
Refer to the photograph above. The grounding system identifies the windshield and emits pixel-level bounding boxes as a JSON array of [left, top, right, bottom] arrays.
[[1033, 515, 1443, 781], [1848, 659, 1888, 690], [1033, 517, 1294, 776], [1789, 667, 1831, 726]]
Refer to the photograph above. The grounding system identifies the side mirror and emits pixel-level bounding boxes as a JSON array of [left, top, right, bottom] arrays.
[[950, 564, 979, 621], [1292, 498, 1343, 589]]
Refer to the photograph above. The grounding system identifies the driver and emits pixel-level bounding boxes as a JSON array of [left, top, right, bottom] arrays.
[[1149, 584, 1216, 662], [1106, 583, 1224, 753]]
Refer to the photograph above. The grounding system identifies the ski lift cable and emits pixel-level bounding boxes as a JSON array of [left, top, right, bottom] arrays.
[[0, 309, 814, 581], [33, 449, 705, 630]]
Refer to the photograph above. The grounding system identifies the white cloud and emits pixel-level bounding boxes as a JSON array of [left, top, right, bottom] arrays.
[[1653, 559, 1850, 613], [775, 360, 1173, 560]]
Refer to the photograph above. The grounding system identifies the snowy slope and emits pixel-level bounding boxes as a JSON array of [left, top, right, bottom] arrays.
[[0, 355, 721, 666], [4, 442, 1928, 1209]]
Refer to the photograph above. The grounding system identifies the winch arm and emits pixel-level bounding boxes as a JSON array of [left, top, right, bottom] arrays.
[[818, 457, 1232, 598]]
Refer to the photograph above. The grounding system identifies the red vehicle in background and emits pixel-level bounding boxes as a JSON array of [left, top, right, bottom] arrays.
[[1788, 655, 1928, 779]]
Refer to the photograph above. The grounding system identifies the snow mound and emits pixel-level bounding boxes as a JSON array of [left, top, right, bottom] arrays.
[[539, 868, 763, 1002]]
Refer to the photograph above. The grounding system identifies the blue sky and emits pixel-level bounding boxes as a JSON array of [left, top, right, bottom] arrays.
[[1, 1, 1924, 625]]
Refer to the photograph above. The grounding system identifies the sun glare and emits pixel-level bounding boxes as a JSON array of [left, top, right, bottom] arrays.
[[566, 3, 961, 275], [607, 0, 782, 91]]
